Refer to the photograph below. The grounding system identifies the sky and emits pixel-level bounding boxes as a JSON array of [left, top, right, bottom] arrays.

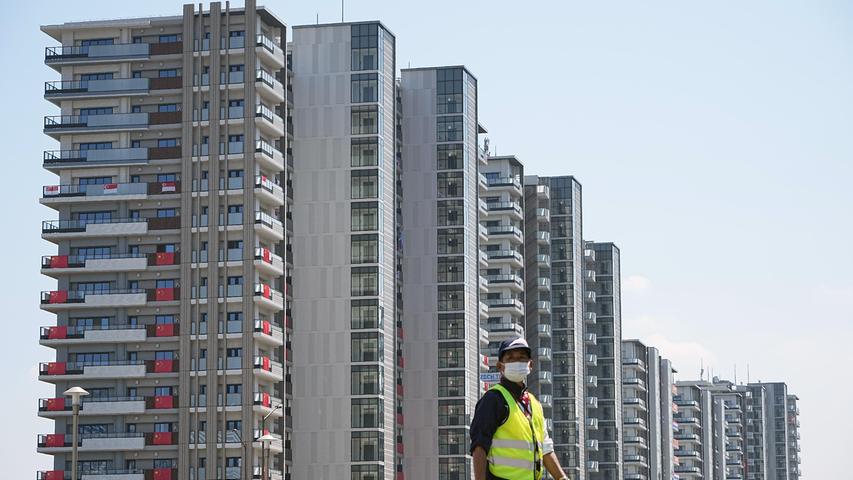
[[0, 0, 851, 476]]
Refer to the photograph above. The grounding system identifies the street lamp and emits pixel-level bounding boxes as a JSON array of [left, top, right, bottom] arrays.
[[257, 433, 276, 480], [64, 387, 89, 480]]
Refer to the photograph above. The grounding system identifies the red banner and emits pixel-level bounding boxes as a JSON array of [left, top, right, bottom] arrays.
[[152, 468, 174, 480], [262, 320, 271, 335], [46, 362, 66, 375], [263, 284, 271, 299], [262, 392, 271, 407], [161, 181, 176, 193], [397, 413, 404, 425], [155, 288, 175, 301], [262, 247, 271, 263], [44, 434, 65, 447], [49, 256, 68, 268], [263, 357, 271, 371], [46, 398, 66, 411], [47, 326, 68, 339], [155, 252, 175, 265], [151, 431, 173, 445], [153, 395, 174, 409], [155, 324, 175, 337], [102, 183, 118, 194], [43, 471, 64, 480], [44, 185, 60, 196], [154, 359, 174, 373], [48, 291, 68, 304]]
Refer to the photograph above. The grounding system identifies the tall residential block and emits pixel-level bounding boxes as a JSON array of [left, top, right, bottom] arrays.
[[38, 3, 291, 480], [741, 383, 771, 480], [290, 20, 401, 480], [480, 156, 526, 365], [400, 65, 482, 480], [584, 242, 622, 480], [750, 382, 802, 480], [523, 176, 555, 429], [621, 339, 675, 480], [674, 382, 715, 479], [658, 358, 678, 480], [540, 176, 586, 479]]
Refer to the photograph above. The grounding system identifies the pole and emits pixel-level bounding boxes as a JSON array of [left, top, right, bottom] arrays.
[[71, 402, 79, 480], [261, 439, 267, 480]]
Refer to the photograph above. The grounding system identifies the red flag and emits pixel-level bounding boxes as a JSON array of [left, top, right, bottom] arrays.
[[161, 181, 176, 193], [102, 183, 118, 194], [49, 290, 68, 304]]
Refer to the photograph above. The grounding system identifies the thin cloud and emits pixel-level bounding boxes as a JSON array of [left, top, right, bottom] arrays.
[[623, 274, 652, 292], [642, 332, 719, 380]]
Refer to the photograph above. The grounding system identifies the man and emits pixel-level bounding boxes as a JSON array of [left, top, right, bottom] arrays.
[[470, 337, 568, 480]]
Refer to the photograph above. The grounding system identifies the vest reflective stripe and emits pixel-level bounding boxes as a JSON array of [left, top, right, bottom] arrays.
[[487, 384, 545, 480]]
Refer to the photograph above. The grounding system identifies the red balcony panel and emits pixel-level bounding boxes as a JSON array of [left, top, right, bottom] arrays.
[[45, 362, 66, 375], [46, 398, 66, 411], [42, 471, 65, 480], [152, 395, 174, 409], [285, 349, 291, 362], [396, 384, 404, 395], [49, 256, 69, 268], [151, 467, 176, 480], [48, 290, 68, 304], [285, 316, 292, 329], [154, 252, 176, 266], [260, 392, 271, 407], [47, 326, 68, 339], [154, 323, 176, 337], [396, 442, 404, 454], [260, 320, 271, 335], [149, 431, 174, 445], [398, 357, 404, 368], [262, 357, 271, 371], [154, 287, 176, 301], [260, 247, 272, 263], [397, 413, 404, 425], [397, 327, 404, 340], [152, 359, 176, 373], [261, 284, 271, 299], [45, 434, 66, 448], [396, 473, 405, 480]]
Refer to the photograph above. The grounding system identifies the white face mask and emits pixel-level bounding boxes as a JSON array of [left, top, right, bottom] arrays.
[[502, 362, 531, 383]]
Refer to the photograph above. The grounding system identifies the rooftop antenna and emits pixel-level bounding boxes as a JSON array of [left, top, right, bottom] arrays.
[[747, 364, 750, 384], [700, 358, 704, 381], [316, 13, 319, 24], [734, 364, 737, 385], [341, 0, 345, 22]]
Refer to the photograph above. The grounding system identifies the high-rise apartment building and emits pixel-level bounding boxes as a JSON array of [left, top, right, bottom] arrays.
[[400, 65, 482, 480], [289, 20, 401, 479], [674, 382, 715, 479], [750, 382, 801, 480], [659, 358, 677, 480], [523, 176, 555, 429], [584, 242, 622, 480], [480, 156, 526, 365], [38, 3, 290, 480], [621, 339, 675, 480], [539, 176, 586, 479], [742, 383, 771, 480]]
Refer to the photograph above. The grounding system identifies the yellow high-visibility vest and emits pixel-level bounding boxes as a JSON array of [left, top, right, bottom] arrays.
[[487, 384, 545, 480]]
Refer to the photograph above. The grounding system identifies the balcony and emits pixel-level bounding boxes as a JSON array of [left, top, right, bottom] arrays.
[[536, 231, 551, 244], [255, 69, 285, 103], [624, 435, 647, 446], [584, 333, 597, 345], [674, 433, 700, 442], [675, 399, 700, 410], [484, 298, 523, 315], [253, 356, 284, 381], [623, 357, 646, 369], [254, 247, 285, 276], [537, 371, 553, 384], [487, 250, 523, 267], [584, 269, 596, 282], [537, 347, 552, 360], [44, 76, 180, 104], [674, 466, 701, 474], [585, 354, 597, 366], [586, 439, 599, 451], [39, 323, 178, 345], [254, 211, 284, 241], [41, 180, 180, 206], [537, 324, 552, 337], [623, 377, 647, 390], [479, 276, 489, 293], [43, 147, 154, 169], [539, 394, 552, 407], [40, 289, 147, 311], [675, 416, 700, 425], [485, 201, 523, 221], [536, 301, 551, 313], [486, 176, 522, 193], [486, 224, 523, 242], [535, 254, 551, 266], [486, 274, 523, 291], [624, 454, 648, 465], [583, 248, 595, 261], [478, 173, 488, 191], [584, 290, 596, 303], [585, 396, 598, 408], [37, 433, 152, 453], [585, 312, 597, 324], [253, 319, 284, 346], [479, 301, 489, 318], [254, 174, 285, 206], [478, 224, 489, 242], [535, 208, 550, 220], [256, 34, 285, 68], [43, 112, 161, 137], [536, 278, 551, 290], [536, 184, 549, 198], [38, 360, 147, 381], [624, 417, 648, 429], [624, 397, 647, 408], [486, 322, 524, 337], [586, 375, 598, 387], [586, 418, 599, 430], [44, 41, 181, 66], [255, 139, 285, 171], [586, 461, 599, 473], [253, 283, 284, 311]]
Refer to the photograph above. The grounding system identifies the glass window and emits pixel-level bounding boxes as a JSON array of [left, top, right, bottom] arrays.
[[437, 285, 464, 311], [159, 34, 179, 43], [352, 299, 380, 330], [438, 342, 465, 368], [437, 228, 464, 254], [438, 399, 467, 426], [438, 313, 464, 340], [351, 169, 378, 199], [437, 256, 464, 283], [80, 38, 114, 47], [437, 143, 463, 170], [351, 137, 379, 166], [351, 464, 381, 480], [351, 331, 382, 362], [351, 202, 379, 231], [437, 200, 464, 226], [437, 171, 463, 198], [351, 23, 379, 71], [438, 371, 465, 397], [439, 457, 469, 480], [351, 431, 383, 461], [351, 73, 378, 103], [79, 107, 113, 116], [351, 266, 379, 296], [158, 69, 179, 78], [351, 398, 383, 428], [437, 68, 464, 114], [351, 234, 379, 264], [437, 115, 464, 142], [351, 365, 382, 395], [351, 105, 378, 135]]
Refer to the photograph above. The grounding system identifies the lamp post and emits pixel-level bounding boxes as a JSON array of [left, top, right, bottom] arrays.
[[259, 404, 282, 480], [231, 429, 248, 480], [64, 387, 89, 480]]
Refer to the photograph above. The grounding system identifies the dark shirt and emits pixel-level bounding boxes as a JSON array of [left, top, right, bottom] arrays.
[[469, 377, 532, 480]]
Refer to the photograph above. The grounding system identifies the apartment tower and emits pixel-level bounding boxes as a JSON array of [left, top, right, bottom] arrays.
[[400, 65, 482, 480], [674, 382, 716, 479], [523, 176, 555, 429], [38, 2, 291, 480], [288, 20, 401, 480], [539, 176, 586, 479]]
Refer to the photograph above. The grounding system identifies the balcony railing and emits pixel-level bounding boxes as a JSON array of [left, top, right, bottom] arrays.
[[42, 216, 179, 233], [43, 147, 150, 166], [44, 41, 181, 62], [487, 176, 522, 189]]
